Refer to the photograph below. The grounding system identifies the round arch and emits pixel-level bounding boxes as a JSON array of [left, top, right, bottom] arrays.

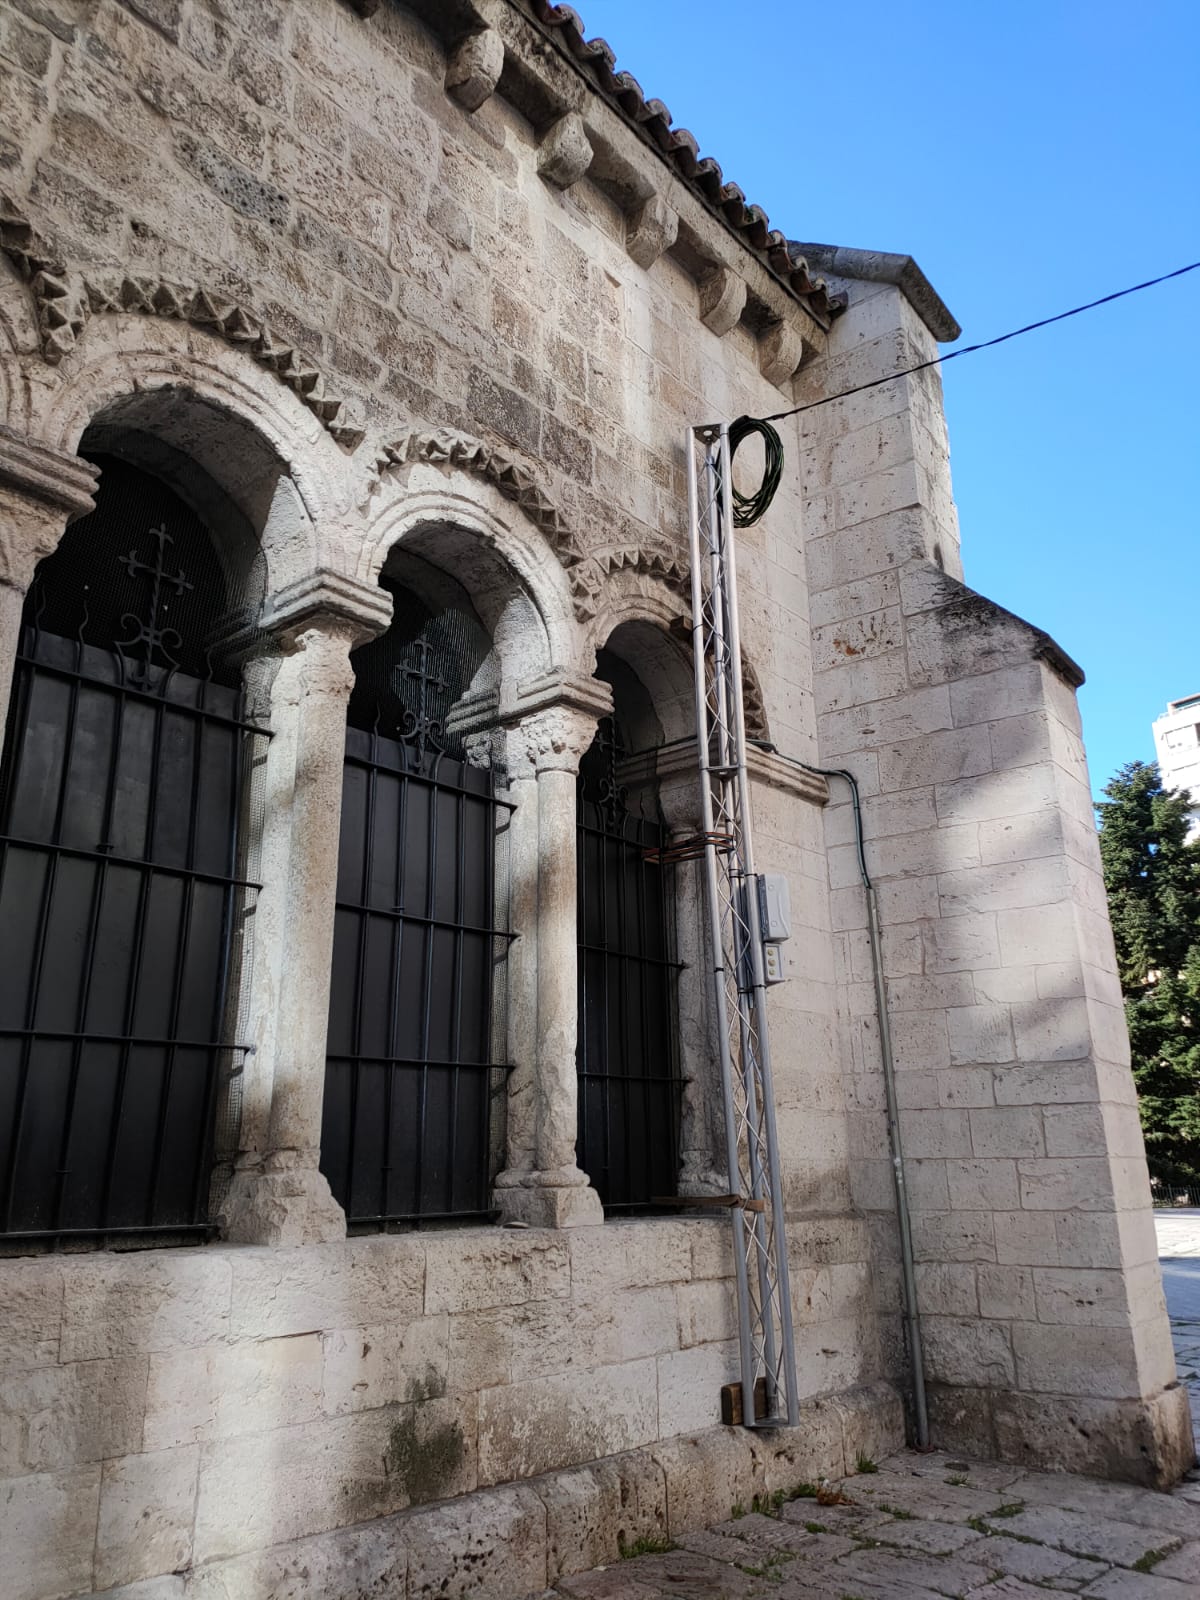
[[358, 482, 587, 690]]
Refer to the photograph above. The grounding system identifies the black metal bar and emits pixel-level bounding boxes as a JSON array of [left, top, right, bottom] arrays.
[[380, 755, 409, 1222], [576, 940, 684, 970], [0, 835, 262, 893], [343, 752, 517, 810], [413, 750, 443, 1213], [1, 839, 61, 1231], [98, 688, 166, 1229], [13, 651, 271, 738], [146, 707, 205, 1223], [329, 1054, 514, 1071], [332, 901, 514, 939], [50, 655, 134, 1228]]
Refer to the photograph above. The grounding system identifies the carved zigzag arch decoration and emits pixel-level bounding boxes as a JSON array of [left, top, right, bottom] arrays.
[[375, 427, 692, 626], [370, 426, 768, 739], [0, 192, 362, 446]]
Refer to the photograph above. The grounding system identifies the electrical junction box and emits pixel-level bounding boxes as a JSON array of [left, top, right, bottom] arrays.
[[757, 873, 790, 985], [757, 873, 791, 942]]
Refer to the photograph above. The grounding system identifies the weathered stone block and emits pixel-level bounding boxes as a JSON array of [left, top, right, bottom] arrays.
[[228, 1238, 424, 1340], [59, 1251, 232, 1360], [0, 1258, 62, 1370], [193, 1398, 478, 1563], [921, 1314, 1015, 1388], [425, 1233, 570, 1315], [477, 1359, 658, 1486], [95, 1445, 199, 1591], [1, 1354, 147, 1473], [403, 1483, 548, 1598], [321, 1315, 449, 1415], [144, 1333, 324, 1449], [0, 1463, 100, 1600]]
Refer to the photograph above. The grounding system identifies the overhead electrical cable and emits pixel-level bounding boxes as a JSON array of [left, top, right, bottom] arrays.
[[727, 259, 1200, 525]]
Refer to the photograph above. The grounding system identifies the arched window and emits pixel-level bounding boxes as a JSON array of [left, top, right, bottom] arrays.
[[321, 573, 507, 1227], [0, 456, 263, 1241], [576, 653, 682, 1210]]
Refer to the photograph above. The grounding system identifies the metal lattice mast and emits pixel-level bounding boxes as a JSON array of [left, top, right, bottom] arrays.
[[686, 422, 799, 1428]]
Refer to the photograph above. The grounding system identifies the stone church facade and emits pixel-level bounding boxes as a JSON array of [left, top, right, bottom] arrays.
[[0, 2, 1190, 1597]]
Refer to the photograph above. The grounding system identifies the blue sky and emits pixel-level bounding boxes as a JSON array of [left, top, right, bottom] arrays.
[[593, 0, 1200, 798]]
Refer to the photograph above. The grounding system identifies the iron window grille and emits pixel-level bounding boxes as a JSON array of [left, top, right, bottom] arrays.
[[0, 457, 266, 1245], [577, 715, 683, 1211], [321, 584, 513, 1228]]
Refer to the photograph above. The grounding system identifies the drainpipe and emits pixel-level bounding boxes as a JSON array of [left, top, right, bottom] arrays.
[[749, 739, 930, 1451]]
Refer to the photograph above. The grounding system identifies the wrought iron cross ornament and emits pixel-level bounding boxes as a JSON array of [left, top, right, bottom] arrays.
[[396, 635, 448, 758], [118, 523, 193, 686]]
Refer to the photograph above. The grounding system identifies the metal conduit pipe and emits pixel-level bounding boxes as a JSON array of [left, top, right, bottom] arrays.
[[747, 738, 930, 1451]]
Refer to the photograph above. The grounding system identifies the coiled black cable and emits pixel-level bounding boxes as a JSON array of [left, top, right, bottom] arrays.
[[728, 415, 784, 526]]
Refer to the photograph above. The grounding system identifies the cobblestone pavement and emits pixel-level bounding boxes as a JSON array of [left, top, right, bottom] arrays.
[[535, 1446, 1200, 1598], [531, 1221, 1200, 1599]]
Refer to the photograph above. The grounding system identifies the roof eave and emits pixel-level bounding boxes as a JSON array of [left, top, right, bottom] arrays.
[[788, 243, 961, 343]]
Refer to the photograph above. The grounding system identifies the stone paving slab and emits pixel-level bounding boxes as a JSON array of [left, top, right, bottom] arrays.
[[530, 1446, 1200, 1599]]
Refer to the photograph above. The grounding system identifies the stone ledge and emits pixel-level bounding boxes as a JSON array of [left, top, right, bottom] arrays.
[[92, 1381, 904, 1600]]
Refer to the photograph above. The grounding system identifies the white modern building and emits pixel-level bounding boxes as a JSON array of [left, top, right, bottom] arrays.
[[1154, 695, 1200, 840]]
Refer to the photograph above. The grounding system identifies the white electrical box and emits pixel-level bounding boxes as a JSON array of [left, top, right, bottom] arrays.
[[757, 873, 791, 943], [757, 873, 790, 986]]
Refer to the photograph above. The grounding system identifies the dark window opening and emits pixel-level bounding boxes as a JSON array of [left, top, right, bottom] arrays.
[[321, 576, 509, 1228], [576, 689, 682, 1212], [0, 456, 263, 1244]]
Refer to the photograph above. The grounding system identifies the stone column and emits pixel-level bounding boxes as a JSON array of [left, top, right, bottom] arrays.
[[0, 424, 98, 712], [494, 674, 612, 1227], [223, 571, 392, 1246]]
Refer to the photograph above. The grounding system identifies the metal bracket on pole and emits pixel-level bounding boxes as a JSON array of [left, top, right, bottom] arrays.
[[685, 422, 799, 1428]]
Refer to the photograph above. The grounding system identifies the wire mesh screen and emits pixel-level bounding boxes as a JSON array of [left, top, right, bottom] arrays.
[[321, 578, 510, 1228], [0, 456, 265, 1242], [576, 716, 682, 1210]]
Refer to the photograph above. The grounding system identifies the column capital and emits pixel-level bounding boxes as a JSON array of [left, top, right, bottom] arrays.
[[505, 670, 613, 777], [0, 424, 98, 523], [259, 568, 393, 650], [0, 426, 98, 592]]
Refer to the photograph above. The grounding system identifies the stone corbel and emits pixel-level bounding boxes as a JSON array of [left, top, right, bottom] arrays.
[[445, 27, 505, 112], [699, 265, 747, 337], [758, 319, 807, 390], [626, 193, 679, 270], [538, 113, 594, 190]]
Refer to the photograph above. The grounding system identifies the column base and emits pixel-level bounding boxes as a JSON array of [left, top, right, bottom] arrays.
[[222, 1153, 347, 1246], [494, 1166, 604, 1228]]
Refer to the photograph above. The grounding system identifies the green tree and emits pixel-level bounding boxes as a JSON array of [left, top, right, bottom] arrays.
[[1097, 761, 1200, 1185]]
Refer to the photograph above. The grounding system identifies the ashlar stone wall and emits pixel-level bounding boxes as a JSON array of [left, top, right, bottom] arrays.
[[0, 4, 898, 1598], [0, 2, 1190, 1596], [798, 267, 1192, 1485]]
